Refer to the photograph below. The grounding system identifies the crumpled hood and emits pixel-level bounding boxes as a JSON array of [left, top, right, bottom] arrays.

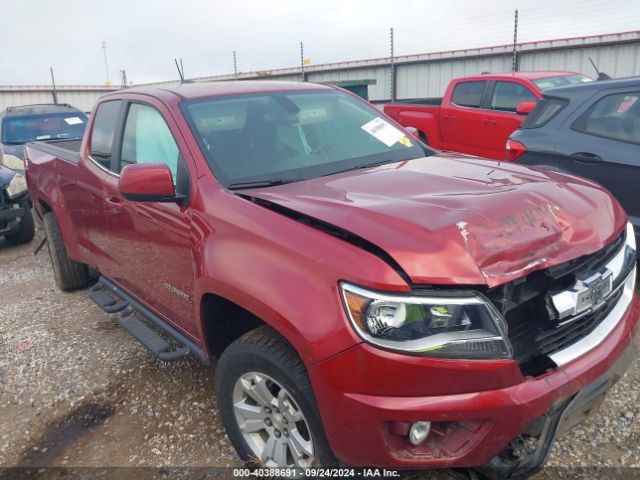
[[247, 154, 626, 288]]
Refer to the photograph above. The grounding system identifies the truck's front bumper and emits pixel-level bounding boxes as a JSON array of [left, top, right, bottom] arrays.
[[309, 292, 640, 470], [0, 199, 28, 234]]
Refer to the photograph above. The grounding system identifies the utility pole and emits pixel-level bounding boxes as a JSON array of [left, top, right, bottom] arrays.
[[233, 51, 238, 79], [512, 9, 519, 72], [120, 69, 128, 87], [300, 42, 305, 82], [102, 41, 111, 85], [50, 67, 58, 104], [390, 27, 396, 102]]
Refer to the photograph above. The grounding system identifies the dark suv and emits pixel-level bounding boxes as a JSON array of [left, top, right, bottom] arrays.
[[508, 77, 640, 246], [0, 103, 88, 246], [0, 103, 88, 160]]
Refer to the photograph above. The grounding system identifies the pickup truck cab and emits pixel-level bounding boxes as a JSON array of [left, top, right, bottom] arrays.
[[25, 81, 638, 478], [384, 72, 591, 159]]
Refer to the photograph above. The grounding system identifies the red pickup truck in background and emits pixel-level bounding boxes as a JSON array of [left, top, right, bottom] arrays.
[[24, 81, 638, 478], [384, 71, 592, 159]]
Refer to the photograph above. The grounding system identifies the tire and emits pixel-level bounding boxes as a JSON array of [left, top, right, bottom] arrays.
[[42, 212, 89, 291], [215, 326, 337, 469], [4, 207, 35, 245]]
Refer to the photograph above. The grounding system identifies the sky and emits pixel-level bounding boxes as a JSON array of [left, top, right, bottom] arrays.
[[1, 0, 638, 86]]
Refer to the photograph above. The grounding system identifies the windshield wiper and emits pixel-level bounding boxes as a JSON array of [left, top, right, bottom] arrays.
[[227, 179, 295, 190], [326, 159, 402, 176]]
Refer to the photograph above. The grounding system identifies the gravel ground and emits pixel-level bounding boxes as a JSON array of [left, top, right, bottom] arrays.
[[0, 229, 639, 479]]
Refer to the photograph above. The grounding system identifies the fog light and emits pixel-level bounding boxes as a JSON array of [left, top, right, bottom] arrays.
[[409, 421, 431, 446]]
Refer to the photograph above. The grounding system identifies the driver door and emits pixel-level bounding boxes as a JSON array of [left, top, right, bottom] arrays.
[[102, 100, 198, 337]]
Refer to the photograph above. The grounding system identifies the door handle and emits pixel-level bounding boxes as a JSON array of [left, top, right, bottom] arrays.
[[570, 152, 603, 164], [482, 119, 497, 125], [105, 196, 125, 210]]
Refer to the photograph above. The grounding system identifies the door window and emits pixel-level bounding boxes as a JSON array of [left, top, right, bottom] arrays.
[[573, 92, 640, 144], [90, 100, 121, 169], [451, 81, 486, 108], [490, 82, 537, 112], [120, 104, 180, 183]]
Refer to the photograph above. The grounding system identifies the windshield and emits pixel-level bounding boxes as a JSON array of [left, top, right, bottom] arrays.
[[1, 112, 88, 144], [532, 75, 593, 91], [181, 89, 431, 188]]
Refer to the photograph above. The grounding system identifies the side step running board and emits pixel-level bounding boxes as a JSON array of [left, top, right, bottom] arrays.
[[119, 308, 190, 361], [88, 276, 209, 364], [90, 279, 128, 313]]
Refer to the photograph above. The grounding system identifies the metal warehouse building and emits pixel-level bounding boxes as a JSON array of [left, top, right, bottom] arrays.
[[1, 30, 639, 111]]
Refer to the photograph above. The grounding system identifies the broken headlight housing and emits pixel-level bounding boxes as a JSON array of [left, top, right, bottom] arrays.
[[2, 154, 25, 171], [341, 283, 511, 359], [6, 173, 28, 199]]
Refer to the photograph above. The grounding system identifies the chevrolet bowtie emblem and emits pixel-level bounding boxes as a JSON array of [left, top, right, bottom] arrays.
[[551, 268, 614, 321]]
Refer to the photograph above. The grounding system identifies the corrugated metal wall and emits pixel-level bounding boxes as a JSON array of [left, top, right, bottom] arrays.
[[1, 32, 639, 110], [395, 55, 513, 99], [0, 88, 118, 113], [519, 43, 640, 78], [306, 67, 392, 101]]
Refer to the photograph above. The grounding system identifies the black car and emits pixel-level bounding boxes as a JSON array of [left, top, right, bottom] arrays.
[[0, 103, 88, 245], [0, 165, 34, 245], [508, 77, 640, 245], [0, 103, 88, 160]]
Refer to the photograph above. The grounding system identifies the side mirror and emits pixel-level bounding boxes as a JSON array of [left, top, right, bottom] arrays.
[[516, 101, 537, 115], [404, 126, 420, 140], [119, 163, 181, 203]]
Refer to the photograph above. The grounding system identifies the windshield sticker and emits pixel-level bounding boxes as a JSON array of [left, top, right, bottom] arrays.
[[64, 116, 84, 125], [398, 135, 413, 148], [361, 117, 406, 147]]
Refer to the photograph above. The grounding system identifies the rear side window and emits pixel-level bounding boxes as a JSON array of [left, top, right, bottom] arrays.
[[490, 81, 537, 112], [90, 100, 121, 169], [521, 98, 568, 128], [572, 92, 640, 144], [451, 81, 486, 108]]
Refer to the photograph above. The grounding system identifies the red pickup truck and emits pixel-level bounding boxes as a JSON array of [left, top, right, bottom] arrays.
[[25, 81, 638, 478], [384, 72, 592, 159]]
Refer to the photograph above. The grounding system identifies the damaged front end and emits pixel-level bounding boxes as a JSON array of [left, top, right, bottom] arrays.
[[475, 343, 636, 480], [465, 222, 638, 479], [485, 222, 636, 377], [0, 164, 32, 240]]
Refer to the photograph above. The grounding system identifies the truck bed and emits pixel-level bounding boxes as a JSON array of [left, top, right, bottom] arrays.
[[26, 138, 82, 164]]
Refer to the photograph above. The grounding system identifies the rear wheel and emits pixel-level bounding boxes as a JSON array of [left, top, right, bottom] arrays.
[[215, 326, 336, 469], [42, 212, 89, 291], [4, 207, 35, 245]]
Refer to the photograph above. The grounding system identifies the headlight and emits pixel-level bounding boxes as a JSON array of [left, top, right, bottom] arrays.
[[340, 283, 511, 359], [6, 173, 27, 199], [626, 221, 636, 253], [2, 154, 25, 171]]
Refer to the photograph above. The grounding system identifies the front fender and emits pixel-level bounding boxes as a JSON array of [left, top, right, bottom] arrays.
[[191, 183, 409, 366]]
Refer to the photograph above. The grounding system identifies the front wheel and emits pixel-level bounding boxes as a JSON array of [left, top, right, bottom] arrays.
[[215, 326, 336, 469]]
